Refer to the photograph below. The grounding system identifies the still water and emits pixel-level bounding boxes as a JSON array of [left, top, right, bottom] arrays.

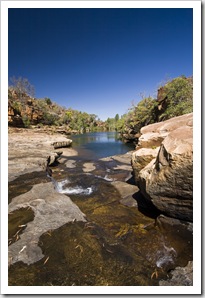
[[71, 131, 134, 159]]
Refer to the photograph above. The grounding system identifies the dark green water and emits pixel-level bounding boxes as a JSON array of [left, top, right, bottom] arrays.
[[8, 132, 193, 286]]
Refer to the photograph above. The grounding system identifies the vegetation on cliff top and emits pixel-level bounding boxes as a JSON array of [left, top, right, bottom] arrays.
[[8, 77, 101, 133], [8, 75, 193, 138], [118, 75, 193, 142]]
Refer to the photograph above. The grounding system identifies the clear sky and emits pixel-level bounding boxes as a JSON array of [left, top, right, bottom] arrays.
[[8, 8, 193, 120]]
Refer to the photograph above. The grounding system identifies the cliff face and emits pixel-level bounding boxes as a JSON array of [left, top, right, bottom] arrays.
[[8, 90, 102, 132], [131, 113, 193, 222], [8, 94, 44, 127]]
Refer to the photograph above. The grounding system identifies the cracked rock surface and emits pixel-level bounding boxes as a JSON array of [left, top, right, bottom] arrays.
[[132, 113, 193, 221]]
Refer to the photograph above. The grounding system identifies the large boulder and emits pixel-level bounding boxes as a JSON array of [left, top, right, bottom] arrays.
[[132, 113, 193, 221]]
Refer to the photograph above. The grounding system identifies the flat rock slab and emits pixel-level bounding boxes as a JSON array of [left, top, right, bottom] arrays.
[[52, 140, 72, 149], [65, 159, 77, 168], [83, 162, 96, 172], [8, 182, 86, 265], [111, 181, 139, 207], [8, 130, 77, 181], [100, 151, 134, 165]]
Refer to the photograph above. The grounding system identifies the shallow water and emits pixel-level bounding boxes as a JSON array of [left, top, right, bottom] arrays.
[[8, 133, 193, 286]]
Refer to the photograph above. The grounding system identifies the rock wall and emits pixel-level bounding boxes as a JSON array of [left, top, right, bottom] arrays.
[[8, 102, 24, 127], [8, 97, 44, 127], [132, 113, 193, 221]]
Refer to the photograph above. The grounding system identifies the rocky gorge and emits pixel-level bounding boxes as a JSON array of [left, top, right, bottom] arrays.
[[7, 113, 193, 287]]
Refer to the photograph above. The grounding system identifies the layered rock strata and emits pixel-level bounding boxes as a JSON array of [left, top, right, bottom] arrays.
[[8, 129, 77, 181], [132, 113, 193, 221]]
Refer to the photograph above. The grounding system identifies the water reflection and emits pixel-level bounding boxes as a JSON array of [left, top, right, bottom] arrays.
[[72, 131, 134, 159]]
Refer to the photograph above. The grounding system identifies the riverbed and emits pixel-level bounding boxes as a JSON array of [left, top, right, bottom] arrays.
[[8, 130, 193, 286]]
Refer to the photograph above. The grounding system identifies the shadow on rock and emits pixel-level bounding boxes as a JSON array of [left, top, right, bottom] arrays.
[[125, 172, 136, 185], [132, 191, 161, 219]]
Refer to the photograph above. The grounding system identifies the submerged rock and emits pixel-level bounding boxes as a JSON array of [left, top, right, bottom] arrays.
[[132, 113, 193, 221], [159, 261, 193, 286], [8, 182, 86, 265], [83, 162, 96, 172], [111, 181, 139, 207]]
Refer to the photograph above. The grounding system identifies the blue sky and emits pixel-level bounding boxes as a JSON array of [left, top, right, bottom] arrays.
[[8, 8, 193, 120]]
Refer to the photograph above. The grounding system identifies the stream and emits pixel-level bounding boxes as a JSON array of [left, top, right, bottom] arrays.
[[8, 132, 193, 286]]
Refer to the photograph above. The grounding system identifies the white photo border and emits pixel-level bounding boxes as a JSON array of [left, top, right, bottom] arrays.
[[1, 0, 201, 295]]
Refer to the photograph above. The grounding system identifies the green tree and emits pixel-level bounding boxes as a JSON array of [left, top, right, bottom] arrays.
[[123, 96, 158, 132], [119, 96, 158, 140], [115, 114, 119, 122], [105, 117, 116, 131], [158, 76, 193, 120], [22, 115, 30, 128], [44, 97, 52, 105], [42, 112, 59, 125]]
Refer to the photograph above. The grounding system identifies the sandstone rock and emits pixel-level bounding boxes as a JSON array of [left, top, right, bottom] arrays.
[[155, 214, 193, 232], [137, 132, 164, 149], [8, 98, 44, 126], [52, 140, 72, 149], [8, 130, 77, 181], [140, 113, 192, 135], [100, 151, 134, 164], [65, 159, 76, 169], [47, 151, 63, 166], [159, 261, 193, 286], [8, 103, 24, 127], [111, 181, 138, 207], [132, 113, 193, 221], [132, 147, 159, 184], [83, 162, 96, 172]]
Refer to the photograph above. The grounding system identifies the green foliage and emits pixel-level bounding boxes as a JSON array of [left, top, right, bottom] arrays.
[[8, 74, 192, 136], [12, 101, 22, 114], [22, 115, 30, 128], [120, 96, 158, 136], [115, 114, 119, 122], [119, 76, 193, 142], [44, 97, 52, 105], [8, 77, 100, 131], [42, 112, 60, 126], [132, 97, 158, 126], [36, 99, 47, 110], [158, 76, 193, 120], [104, 114, 125, 131], [105, 117, 115, 131], [59, 109, 98, 132]]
